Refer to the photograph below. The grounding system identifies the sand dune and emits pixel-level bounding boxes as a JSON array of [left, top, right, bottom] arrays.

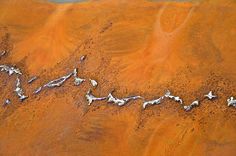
[[0, 0, 235, 155]]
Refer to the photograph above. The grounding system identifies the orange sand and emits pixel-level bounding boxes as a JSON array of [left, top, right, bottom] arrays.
[[0, 0, 236, 155]]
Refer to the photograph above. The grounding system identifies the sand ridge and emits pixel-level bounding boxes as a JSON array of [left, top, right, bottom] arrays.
[[0, 0, 235, 155]]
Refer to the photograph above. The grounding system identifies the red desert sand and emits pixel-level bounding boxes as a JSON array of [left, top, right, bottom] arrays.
[[0, 0, 236, 155]]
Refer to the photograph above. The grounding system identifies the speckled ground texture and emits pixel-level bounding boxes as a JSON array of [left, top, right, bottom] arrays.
[[0, 0, 235, 155]]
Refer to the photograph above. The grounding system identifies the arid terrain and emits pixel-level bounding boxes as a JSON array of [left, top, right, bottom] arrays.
[[0, 0, 236, 155]]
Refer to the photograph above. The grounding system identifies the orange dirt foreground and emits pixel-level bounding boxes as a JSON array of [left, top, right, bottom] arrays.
[[0, 0, 236, 155]]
